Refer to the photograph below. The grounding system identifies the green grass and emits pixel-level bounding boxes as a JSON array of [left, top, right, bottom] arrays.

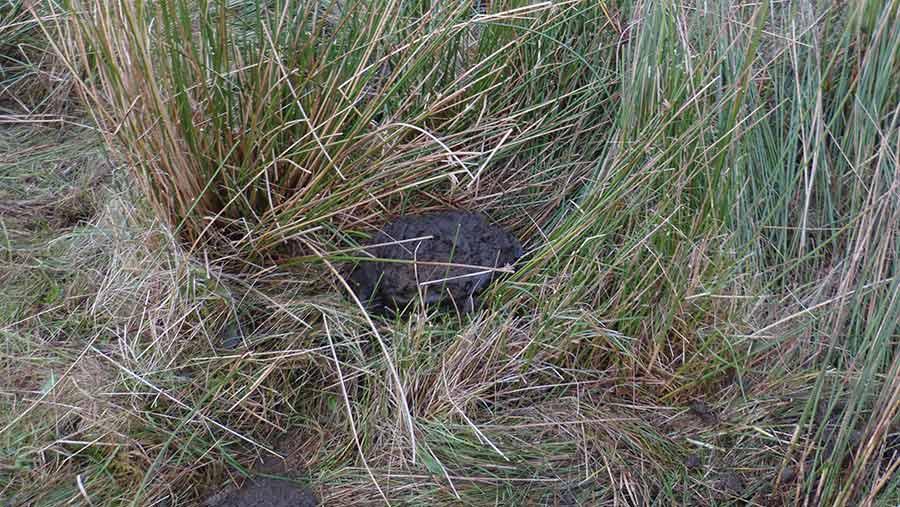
[[2, 0, 899, 505]]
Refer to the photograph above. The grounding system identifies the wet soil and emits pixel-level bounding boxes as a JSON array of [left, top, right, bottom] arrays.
[[347, 210, 523, 314]]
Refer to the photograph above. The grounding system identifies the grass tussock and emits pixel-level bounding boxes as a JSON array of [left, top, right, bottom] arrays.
[[1, 0, 899, 506], [55, 0, 608, 259], [1, 1, 78, 115]]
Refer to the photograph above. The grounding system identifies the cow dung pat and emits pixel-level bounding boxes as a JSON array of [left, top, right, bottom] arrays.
[[347, 210, 523, 313], [207, 478, 317, 507]]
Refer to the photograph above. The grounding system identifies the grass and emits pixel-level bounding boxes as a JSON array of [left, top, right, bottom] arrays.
[[1, 0, 899, 505], [1, 1, 76, 115]]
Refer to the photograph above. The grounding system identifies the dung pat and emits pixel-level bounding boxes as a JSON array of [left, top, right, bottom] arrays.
[[345, 210, 523, 314]]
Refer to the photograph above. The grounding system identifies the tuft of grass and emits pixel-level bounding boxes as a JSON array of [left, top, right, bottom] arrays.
[[1, 1, 77, 115], [55, 0, 613, 261]]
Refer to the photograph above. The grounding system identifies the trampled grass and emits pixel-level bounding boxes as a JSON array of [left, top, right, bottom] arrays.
[[1, 0, 899, 505]]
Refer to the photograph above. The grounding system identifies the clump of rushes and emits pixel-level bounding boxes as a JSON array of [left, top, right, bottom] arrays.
[[1, 1, 75, 113], [1, 1, 36, 105], [51, 0, 616, 263]]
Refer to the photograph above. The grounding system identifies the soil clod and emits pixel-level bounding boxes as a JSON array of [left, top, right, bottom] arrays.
[[346, 210, 523, 314]]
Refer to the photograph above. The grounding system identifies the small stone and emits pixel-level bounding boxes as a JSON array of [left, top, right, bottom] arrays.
[[684, 453, 702, 471], [221, 333, 242, 350], [689, 402, 710, 415], [778, 466, 797, 484], [219, 319, 246, 349]]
